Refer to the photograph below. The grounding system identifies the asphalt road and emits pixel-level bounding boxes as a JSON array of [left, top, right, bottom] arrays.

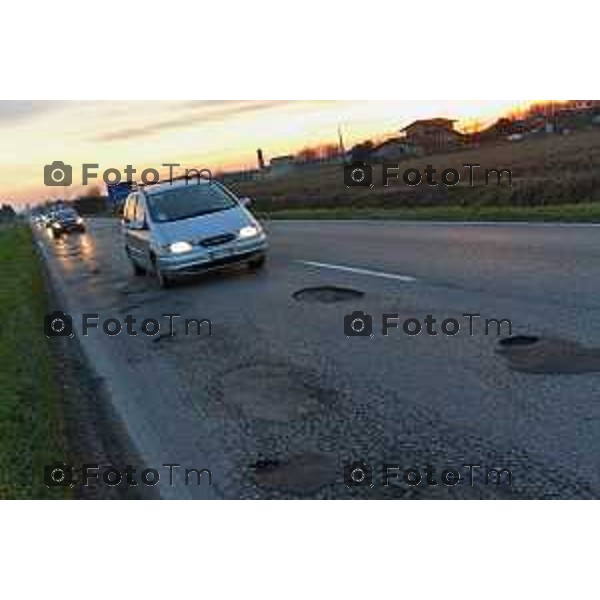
[[37, 218, 600, 498]]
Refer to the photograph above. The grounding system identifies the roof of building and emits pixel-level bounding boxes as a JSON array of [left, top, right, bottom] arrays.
[[401, 118, 457, 131], [270, 155, 295, 163], [371, 137, 416, 153]]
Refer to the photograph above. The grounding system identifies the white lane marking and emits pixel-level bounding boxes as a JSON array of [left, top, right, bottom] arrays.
[[299, 260, 416, 282], [401, 221, 600, 228]]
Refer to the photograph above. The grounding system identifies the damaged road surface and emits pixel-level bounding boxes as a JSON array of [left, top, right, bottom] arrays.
[[36, 218, 600, 498]]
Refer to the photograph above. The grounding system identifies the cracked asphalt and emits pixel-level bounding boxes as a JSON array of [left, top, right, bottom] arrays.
[[36, 218, 600, 498]]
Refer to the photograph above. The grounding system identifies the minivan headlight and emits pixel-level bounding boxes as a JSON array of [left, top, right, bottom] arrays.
[[239, 225, 260, 239], [169, 241, 193, 254]]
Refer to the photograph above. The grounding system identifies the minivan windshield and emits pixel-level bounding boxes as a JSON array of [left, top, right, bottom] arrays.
[[146, 183, 237, 223]]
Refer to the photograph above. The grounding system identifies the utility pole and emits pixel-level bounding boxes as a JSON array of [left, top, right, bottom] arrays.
[[338, 124, 347, 164]]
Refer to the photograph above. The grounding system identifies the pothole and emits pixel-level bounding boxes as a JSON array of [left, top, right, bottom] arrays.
[[219, 363, 332, 421], [292, 286, 364, 304], [250, 453, 336, 494], [498, 335, 540, 348], [250, 459, 281, 472], [497, 336, 600, 374]]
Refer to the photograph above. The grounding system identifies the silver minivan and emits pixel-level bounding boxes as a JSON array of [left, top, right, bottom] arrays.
[[122, 178, 268, 287]]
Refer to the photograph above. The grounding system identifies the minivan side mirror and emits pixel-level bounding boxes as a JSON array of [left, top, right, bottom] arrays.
[[239, 197, 252, 207]]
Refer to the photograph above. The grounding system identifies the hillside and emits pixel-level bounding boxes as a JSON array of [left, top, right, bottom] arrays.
[[231, 129, 600, 214]]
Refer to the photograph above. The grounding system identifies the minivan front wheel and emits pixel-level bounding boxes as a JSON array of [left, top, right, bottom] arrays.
[[126, 246, 146, 276], [131, 260, 146, 276], [150, 255, 171, 289]]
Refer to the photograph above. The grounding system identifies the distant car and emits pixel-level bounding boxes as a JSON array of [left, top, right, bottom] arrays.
[[122, 178, 268, 288], [39, 212, 55, 227], [48, 208, 86, 238]]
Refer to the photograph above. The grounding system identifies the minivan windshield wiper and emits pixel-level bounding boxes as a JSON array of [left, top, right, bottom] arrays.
[[158, 206, 233, 223]]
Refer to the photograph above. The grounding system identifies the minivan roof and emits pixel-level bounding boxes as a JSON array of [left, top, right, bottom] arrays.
[[140, 176, 213, 196]]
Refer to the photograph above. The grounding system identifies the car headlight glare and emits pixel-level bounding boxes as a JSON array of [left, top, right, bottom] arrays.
[[169, 241, 193, 254], [239, 225, 260, 239], [52, 222, 62, 228], [76, 217, 84, 224]]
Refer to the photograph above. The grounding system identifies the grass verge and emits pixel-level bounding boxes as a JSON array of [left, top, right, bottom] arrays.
[[257, 202, 600, 222], [0, 225, 70, 498]]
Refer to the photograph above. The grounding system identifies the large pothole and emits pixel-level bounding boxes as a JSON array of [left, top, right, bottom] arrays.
[[250, 452, 337, 494], [292, 286, 364, 304], [498, 335, 540, 348], [220, 363, 331, 421], [497, 336, 600, 374]]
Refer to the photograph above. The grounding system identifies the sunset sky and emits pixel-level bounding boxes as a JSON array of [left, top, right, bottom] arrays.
[[0, 100, 531, 205]]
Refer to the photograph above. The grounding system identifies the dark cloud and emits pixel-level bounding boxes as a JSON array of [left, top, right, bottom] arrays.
[[93, 100, 295, 142]]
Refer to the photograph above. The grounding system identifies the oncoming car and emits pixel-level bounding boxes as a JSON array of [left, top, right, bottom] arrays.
[[122, 178, 268, 288], [48, 208, 86, 238]]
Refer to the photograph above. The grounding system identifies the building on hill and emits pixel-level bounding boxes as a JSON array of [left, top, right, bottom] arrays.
[[269, 155, 296, 176], [400, 118, 465, 154], [474, 118, 530, 143], [370, 137, 418, 161], [571, 100, 600, 111], [220, 169, 263, 185]]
